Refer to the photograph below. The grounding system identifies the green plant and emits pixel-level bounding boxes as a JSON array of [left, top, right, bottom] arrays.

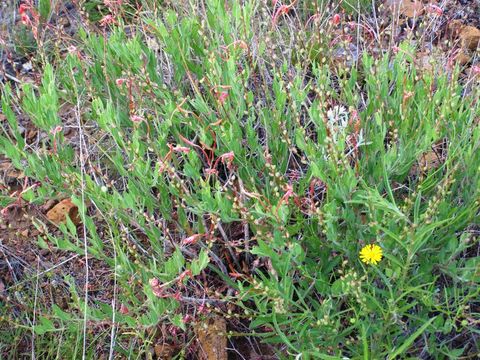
[[1, 0, 479, 358]]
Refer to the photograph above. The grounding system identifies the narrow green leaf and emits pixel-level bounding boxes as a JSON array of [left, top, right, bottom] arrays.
[[387, 317, 436, 359]]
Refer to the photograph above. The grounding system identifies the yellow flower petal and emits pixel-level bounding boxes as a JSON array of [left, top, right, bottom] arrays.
[[359, 244, 383, 265]]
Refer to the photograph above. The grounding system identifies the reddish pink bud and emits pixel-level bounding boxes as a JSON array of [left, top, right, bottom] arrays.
[[50, 126, 63, 135], [427, 4, 443, 16], [158, 161, 168, 174], [104, 0, 123, 8], [99, 14, 115, 26], [54, 126, 63, 133], [236, 41, 248, 50], [217, 91, 229, 104], [116, 78, 127, 86], [130, 115, 144, 123], [403, 91, 414, 102], [149, 278, 159, 287], [182, 234, 204, 245], [219, 151, 234, 163], [272, 5, 291, 25], [332, 13, 341, 25], [119, 303, 129, 314], [21, 13, 30, 25], [229, 272, 243, 279], [152, 287, 163, 297], [283, 183, 295, 198], [149, 278, 165, 297], [19, 4, 28, 14], [178, 270, 192, 283], [173, 146, 190, 153], [183, 314, 193, 323], [205, 168, 218, 175]]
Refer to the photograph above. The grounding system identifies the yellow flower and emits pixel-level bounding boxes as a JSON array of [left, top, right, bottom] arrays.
[[359, 244, 383, 265]]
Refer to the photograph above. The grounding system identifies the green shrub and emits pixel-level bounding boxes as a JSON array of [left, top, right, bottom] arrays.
[[1, 0, 479, 358]]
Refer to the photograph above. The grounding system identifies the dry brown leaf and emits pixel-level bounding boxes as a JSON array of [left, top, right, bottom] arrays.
[[387, 0, 424, 18], [447, 20, 464, 38], [0, 161, 25, 180], [46, 199, 81, 225], [409, 140, 447, 176], [195, 317, 227, 360], [418, 151, 443, 170], [42, 199, 57, 212], [417, 53, 434, 73], [26, 129, 37, 142], [454, 49, 471, 66], [154, 343, 177, 359], [417, 46, 470, 74], [468, 65, 480, 78], [416, 49, 444, 74], [360, 213, 368, 225], [459, 26, 480, 51]]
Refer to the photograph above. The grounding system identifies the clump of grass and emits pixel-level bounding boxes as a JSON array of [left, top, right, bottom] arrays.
[[1, 0, 479, 358]]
